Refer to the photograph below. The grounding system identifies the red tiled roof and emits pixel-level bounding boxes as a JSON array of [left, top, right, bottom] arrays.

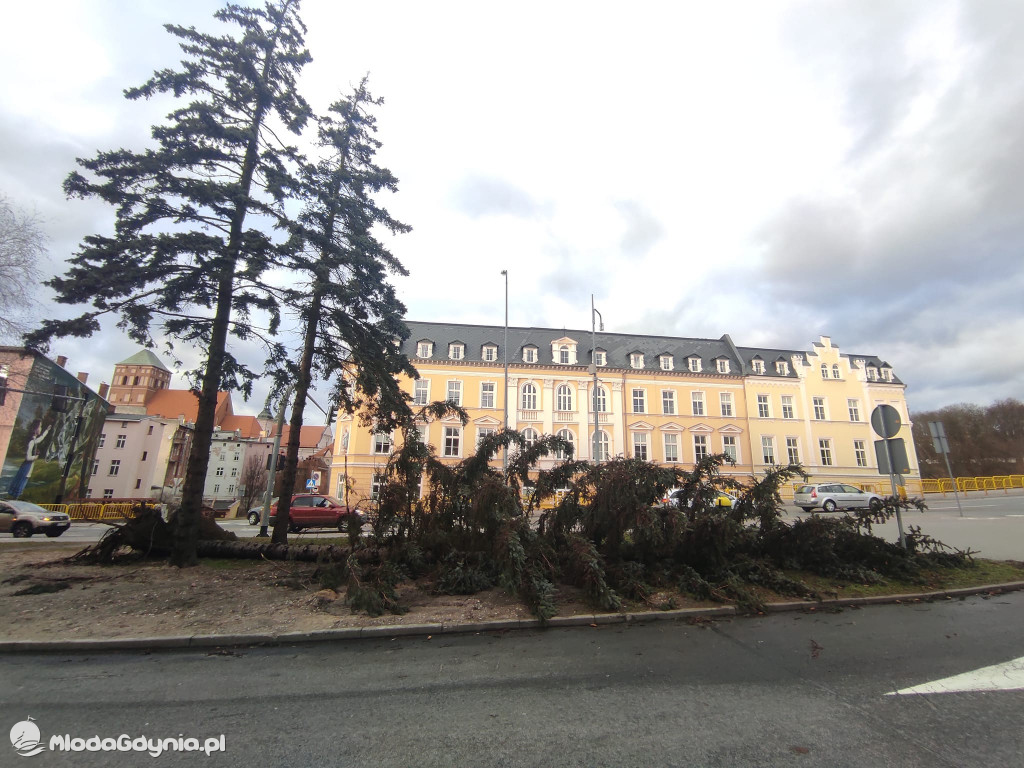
[[219, 415, 264, 439], [146, 390, 232, 424], [272, 424, 330, 449]]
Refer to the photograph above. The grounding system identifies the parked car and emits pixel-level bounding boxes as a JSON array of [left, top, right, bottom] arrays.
[[245, 499, 277, 526], [794, 483, 883, 513], [269, 494, 364, 532], [661, 489, 738, 509], [0, 500, 71, 538]]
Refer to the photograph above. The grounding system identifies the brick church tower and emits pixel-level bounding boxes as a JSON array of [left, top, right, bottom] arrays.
[[107, 350, 172, 413]]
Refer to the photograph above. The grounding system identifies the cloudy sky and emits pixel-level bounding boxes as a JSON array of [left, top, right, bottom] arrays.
[[2, 0, 1022, 417]]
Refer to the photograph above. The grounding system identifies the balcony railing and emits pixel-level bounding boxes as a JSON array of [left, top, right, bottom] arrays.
[[518, 410, 539, 422]]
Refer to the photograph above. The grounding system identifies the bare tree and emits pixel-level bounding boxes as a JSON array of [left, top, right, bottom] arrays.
[[239, 454, 269, 514], [0, 193, 44, 340]]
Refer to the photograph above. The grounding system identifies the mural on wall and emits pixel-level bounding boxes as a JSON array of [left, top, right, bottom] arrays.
[[0, 356, 109, 504]]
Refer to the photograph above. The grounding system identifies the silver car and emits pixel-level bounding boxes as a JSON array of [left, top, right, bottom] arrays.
[[794, 483, 883, 513], [0, 500, 71, 538]]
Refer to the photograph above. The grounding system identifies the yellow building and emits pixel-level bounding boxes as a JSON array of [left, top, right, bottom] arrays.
[[331, 323, 919, 503]]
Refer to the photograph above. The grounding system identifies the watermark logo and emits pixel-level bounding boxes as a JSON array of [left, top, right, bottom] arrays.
[[10, 717, 44, 758], [9, 717, 226, 758]]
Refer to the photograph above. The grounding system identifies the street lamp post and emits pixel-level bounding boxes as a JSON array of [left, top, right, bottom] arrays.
[[501, 269, 509, 473], [590, 295, 604, 462], [258, 385, 293, 538]]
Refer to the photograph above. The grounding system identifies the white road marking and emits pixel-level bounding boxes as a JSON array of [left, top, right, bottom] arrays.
[[886, 656, 1024, 695]]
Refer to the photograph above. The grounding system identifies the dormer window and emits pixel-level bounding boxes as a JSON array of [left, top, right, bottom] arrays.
[[688, 357, 701, 373], [559, 345, 570, 364], [832, 364, 841, 379], [482, 344, 497, 362], [449, 342, 464, 360], [854, 358, 865, 368], [593, 350, 606, 367], [752, 360, 765, 374], [775, 361, 788, 375], [660, 355, 673, 371], [881, 368, 891, 381], [523, 346, 537, 364], [416, 341, 433, 358], [630, 353, 645, 369], [866, 367, 878, 381], [717, 359, 730, 374]]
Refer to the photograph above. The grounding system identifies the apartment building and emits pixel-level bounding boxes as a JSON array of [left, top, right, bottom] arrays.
[[332, 322, 919, 501]]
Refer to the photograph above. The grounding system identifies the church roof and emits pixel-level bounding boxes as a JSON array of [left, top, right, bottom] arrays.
[[117, 349, 170, 372]]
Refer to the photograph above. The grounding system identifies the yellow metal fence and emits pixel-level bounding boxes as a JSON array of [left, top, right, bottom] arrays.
[[920, 475, 1024, 494], [37, 502, 156, 520]]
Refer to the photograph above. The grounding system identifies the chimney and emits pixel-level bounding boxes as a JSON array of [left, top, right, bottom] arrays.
[[98, 382, 109, 400], [56, 355, 68, 368], [77, 372, 88, 384]]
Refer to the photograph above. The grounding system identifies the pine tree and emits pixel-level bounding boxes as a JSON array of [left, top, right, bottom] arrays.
[[25, 1, 313, 566], [271, 77, 415, 544]]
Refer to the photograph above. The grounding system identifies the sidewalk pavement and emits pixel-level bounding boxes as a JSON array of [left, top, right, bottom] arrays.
[[3, 581, 1022, 654]]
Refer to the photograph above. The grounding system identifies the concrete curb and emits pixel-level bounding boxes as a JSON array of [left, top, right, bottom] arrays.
[[2, 583, 1022, 654]]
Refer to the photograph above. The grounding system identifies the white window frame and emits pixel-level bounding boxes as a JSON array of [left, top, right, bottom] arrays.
[[443, 427, 462, 458], [115, 434, 127, 449], [480, 382, 496, 409], [417, 341, 433, 358], [482, 345, 497, 362], [691, 391, 705, 416], [632, 432, 649, 461], [881, 368, 892, 381], [716, 359, 729, 374], [867, 367, 878, 381], [215, 466, 224, 476], [373, 431, 393, 455], [819, 438, 833, 466], [559, 345, 570, 365], [594, 351, 606, 366], [813, 397, 827, 420], [821, 364, 829, 379], [630, 352, 645, 369], [757, 394, 771, 418], [832, 364, 841, 380], [752, 360, 764, 375], [720, 392, 733, 417], [761, 436, 775, 465], [523, 346, 538, 363], [556, 428, 575, 460], [476, 427, 496, 449], [776, 361, 788, 375], [854, 439, 868, 467], [632, 388, 646, 413], [446, 379, 463, 406], [413, 379, 430, 406], [693, 434, 708, 462], [722, 435, 738, 463], [781, 395, 795, 419], [688, 357, 701, 373], [555, 384, 573, 412], [594, 430, 610, 461], [370, 472, 384, 500], [661, 390, 676, 415], [522, 428, 538, 447], [521, 383, 538, 410], [660, 355, 673, 371], [592, 385, 608, 413], [848, 399, 860, 422], [663, 433, 679, 462], [786, 437, 800, 465], [109, 460, 120, 476]]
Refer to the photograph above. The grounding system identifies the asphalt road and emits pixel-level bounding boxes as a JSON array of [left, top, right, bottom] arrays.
[[1, 592, 1022, 767]]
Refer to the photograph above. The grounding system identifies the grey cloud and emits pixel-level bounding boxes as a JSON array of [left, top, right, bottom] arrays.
[[450, 175, 550, 219], [614, 200, 664, 257]]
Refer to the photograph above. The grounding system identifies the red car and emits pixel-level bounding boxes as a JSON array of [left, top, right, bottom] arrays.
[[269, 494, 364, 532]]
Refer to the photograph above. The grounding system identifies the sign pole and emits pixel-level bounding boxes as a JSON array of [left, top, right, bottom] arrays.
[[872, 404, 907, 549], [883, 436, 906, 549]]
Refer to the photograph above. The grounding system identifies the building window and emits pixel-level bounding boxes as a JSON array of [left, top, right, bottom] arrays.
[[556, 384, 573, 411], [776, 361, 788, 375], [230, 467, 238, 477], [660, 355, 673, 371], [147, 425, 154, 436], [881, 368, 891, 381], [688, 357, 701, 373], [141, 451, 147, 461], [476, 427, 495, 449], [108, 460, 120, 476], [632, 432, 649, 461], [443, 427, 461, 457], [135, 479, 142, 489], [720, 392, 734, 417], [717, 359, 729, 374], [854, 439, 868, 467], [594, 430, 610, 461], [90, 460, 99, 476], [832, 364, 841, 379], [228, 484, 235, 494], [215, 466, 224, 476], [664, 433, 678, 462], [522, 428, 538, 447], [781, 395, 795, 419], [757, 394, 771, 418], [630, 353, 644, 369], [556, 429, 575, 460], [559, 345, 570, 365], [417, 341, 433, 358], [414, 379, 429, 406], [632, 389, 646, 413], [761, 436, 775, 465], [693, 434, 708, 462], [786, 437, 800, 464], [819, 439, 833, 466], [373, 431, 393, 454], [723, 435, 738, 462], [594, 351, 606, 366], [481, 382, 496, 409], [867, 367, 878, 381], [521, 383, 538, 410], [213, 483, 220, 493], [523, 347, 537, 363], [752, 360, 765, 374], [483, 345, 497, 362], [813, 397, 827, 420], [848, 399, 861, 422], [662, 390, 676, 415], [371, 473, 384, 500], [448, 343, 464, 360], [821, 364, 829, 379], [446, 380, 463, 405], [98, 434, 106, 448], [103, 489, 114, 499], [691, 391, 705, 416], [592, 386, 607, 413]]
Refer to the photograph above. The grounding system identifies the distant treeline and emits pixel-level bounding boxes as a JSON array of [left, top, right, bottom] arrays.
[[911, 399, 1024, 478]]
